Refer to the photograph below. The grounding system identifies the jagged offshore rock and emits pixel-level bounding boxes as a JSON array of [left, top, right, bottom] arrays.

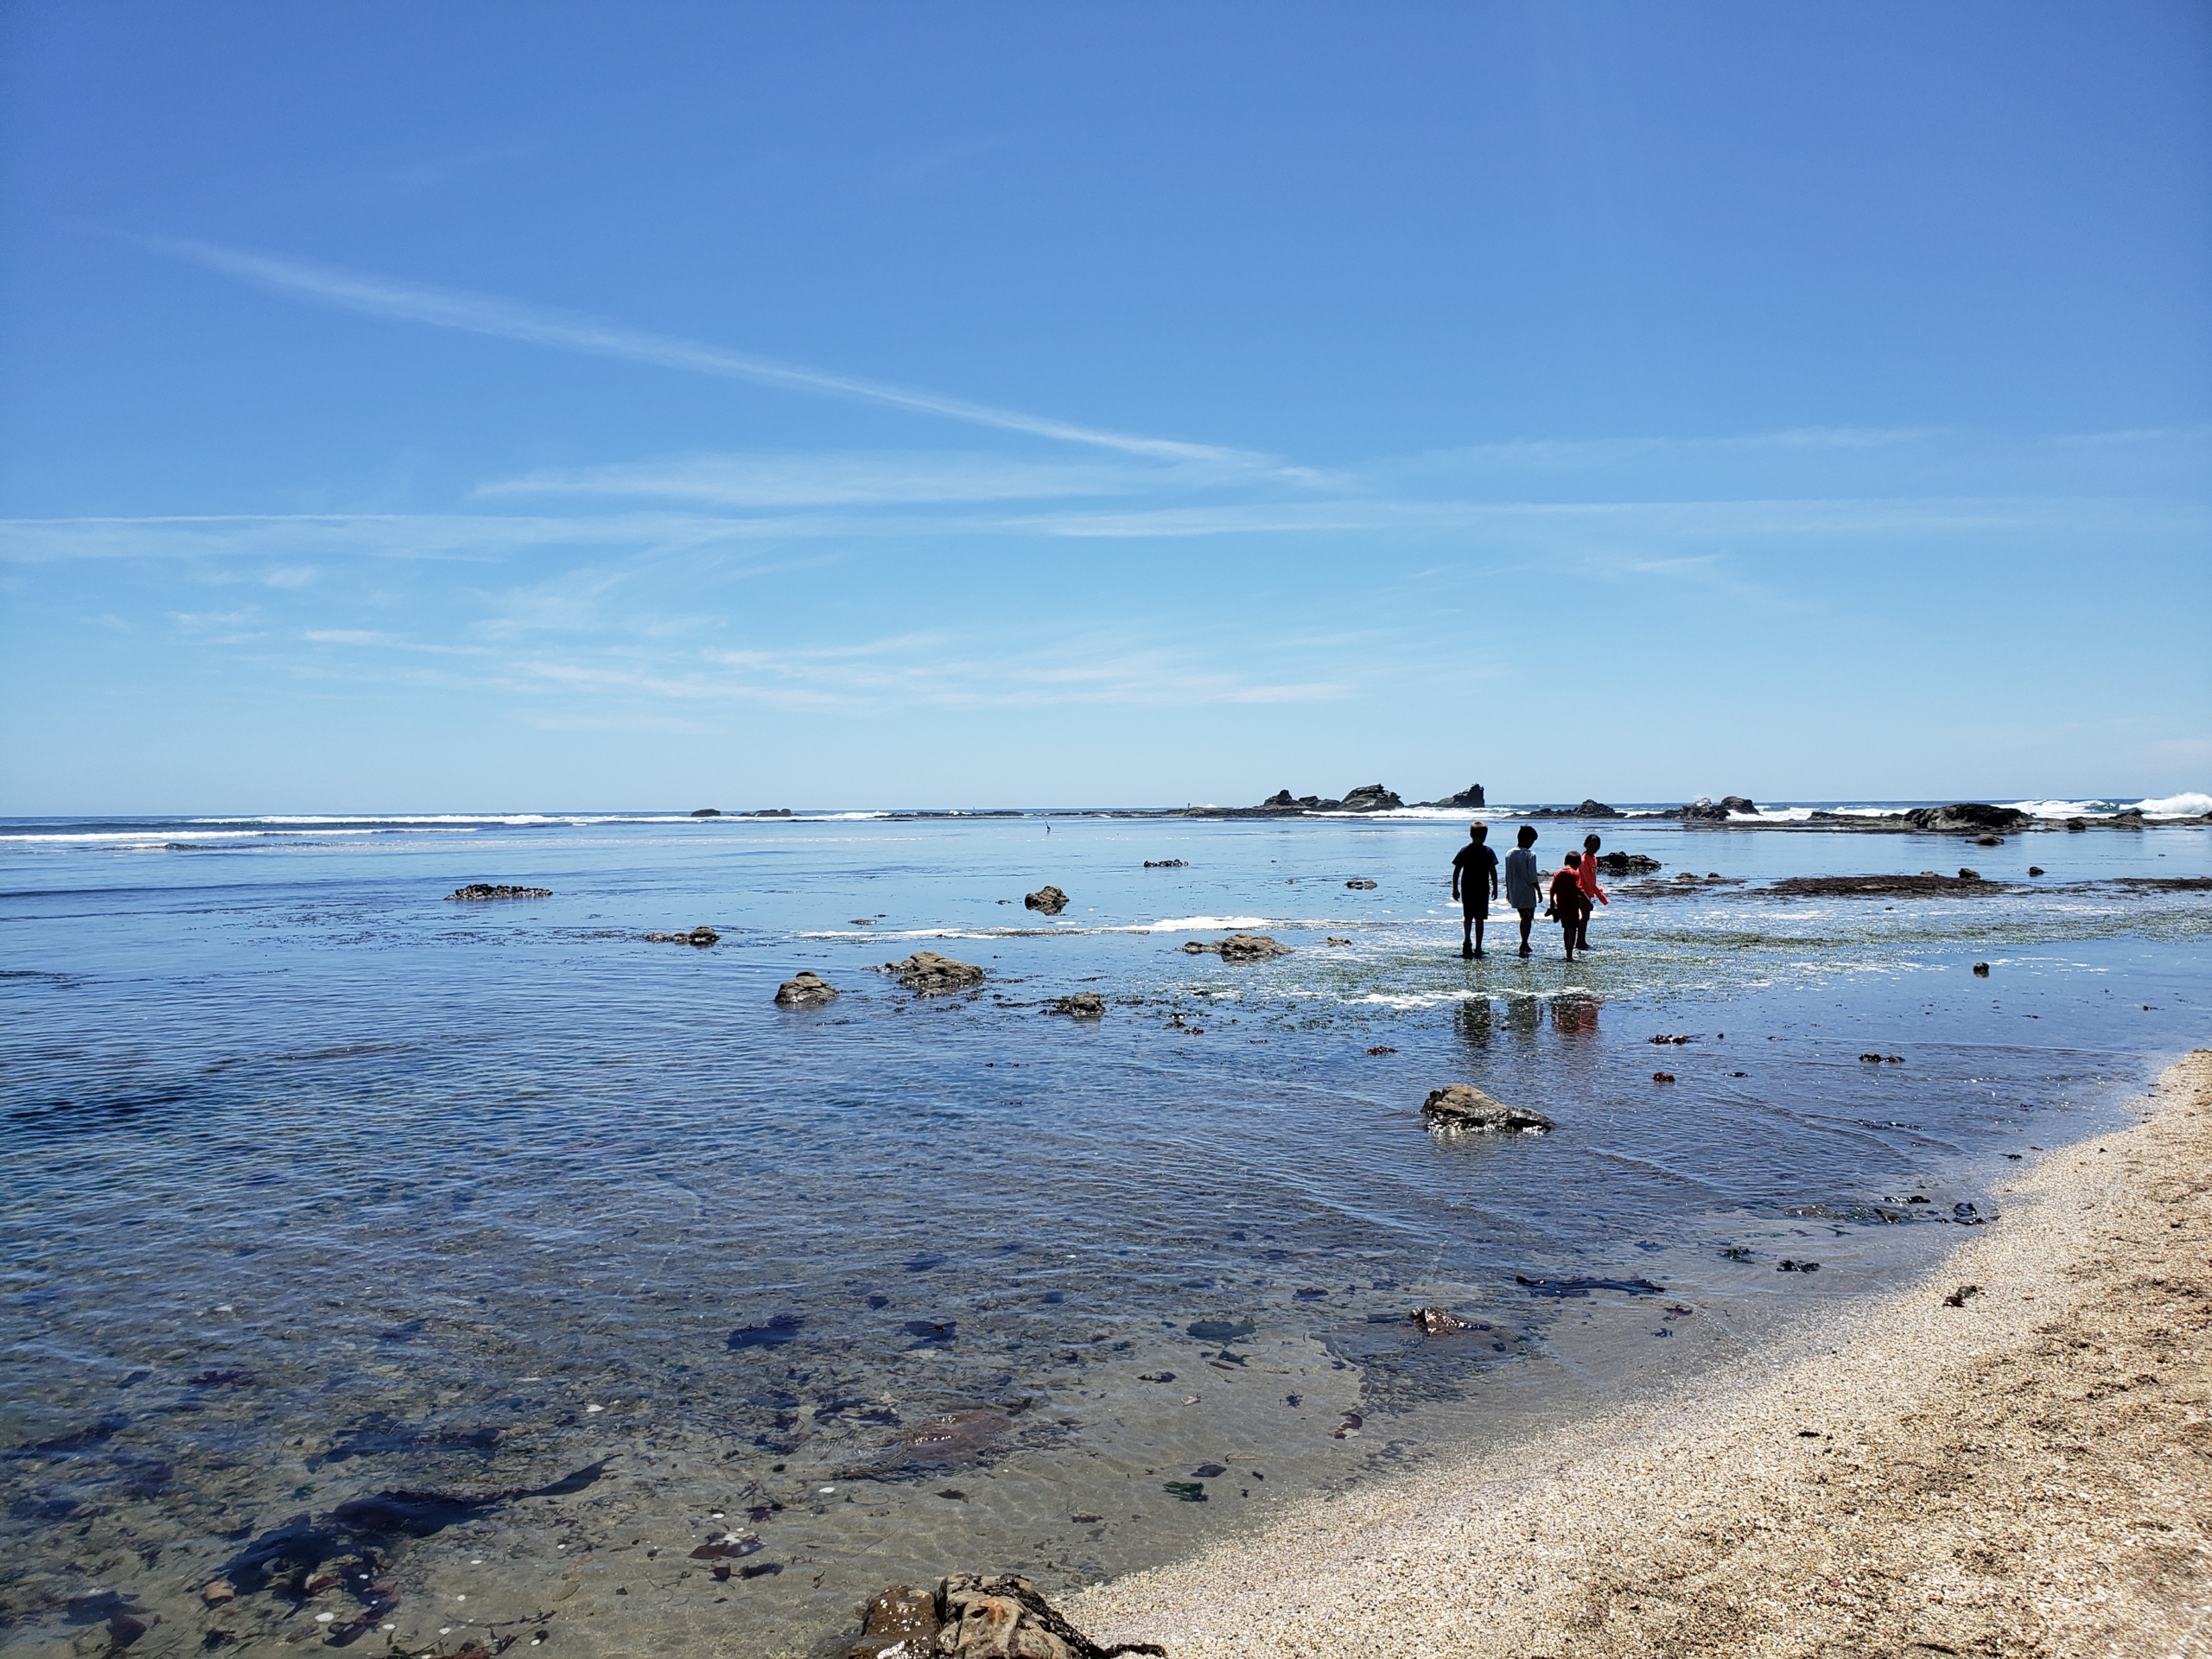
[[1421, 1084, 1554, 1135]]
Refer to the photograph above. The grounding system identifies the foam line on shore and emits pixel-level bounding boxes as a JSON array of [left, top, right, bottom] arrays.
[[1069, 1049, 2212, 1657]]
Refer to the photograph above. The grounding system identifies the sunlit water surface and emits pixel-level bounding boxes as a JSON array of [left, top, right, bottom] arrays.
[[3, 810, 2206, 1657]]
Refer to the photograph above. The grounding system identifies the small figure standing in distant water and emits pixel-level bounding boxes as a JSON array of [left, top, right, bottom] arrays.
[[1450, 822, 1499, 958], [1503, 824, 1541, 957], [1575, 832, 1610, 950], [1548, 851, 1587, 961]]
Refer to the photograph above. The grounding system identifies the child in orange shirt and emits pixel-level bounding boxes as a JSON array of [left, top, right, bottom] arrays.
[[1575, 833, 1610, 950]]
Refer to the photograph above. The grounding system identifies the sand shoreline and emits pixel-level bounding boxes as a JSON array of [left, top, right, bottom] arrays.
[[1067, 1050, 2212, 1658]]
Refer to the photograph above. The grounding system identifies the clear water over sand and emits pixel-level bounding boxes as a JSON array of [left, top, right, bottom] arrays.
[[3, 810, 2206, 1656]]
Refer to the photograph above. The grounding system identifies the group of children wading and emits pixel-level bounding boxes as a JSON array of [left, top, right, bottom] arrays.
[[1448, 823, 1609, 961]]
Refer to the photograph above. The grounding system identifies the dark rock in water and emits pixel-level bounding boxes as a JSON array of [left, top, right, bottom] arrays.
[[1325, 935, 1351, 946], [748, 808, 794, 817], [1975, 834, 2003, 846], [1777, 1259, 1821, 1273], [444, 884, 552, 901], [1719, 796, 1758, 815], [1421, 1084, 1554, 1135], [646, 925, 719, 946], [1903, 803, 2031, 834], [1595, 851, 1661, 874], [1680, 798, 1729, 821], [845, 1586, 940, 1659], [690, 808, 721, 817], [1767, 872, 2000, 898], [1338, 784, 1403, 812], [1515, 1274, 1664, 1298], [1958, 868, 1981, 881], [774, 971, 839, 1008], [1142, 859, 1187, 868], [1162, 1480, 1207, 1503], [1429, 784, 1487, 808], [1576, 798, 1623, 817], [2067, 817, 2088, 831], [1024, 886, 1070, 915], [885, 951, 987, 994], [1345, 878, 1377, 889], [1048, 992, 1104, 1019], [1181, 932, 1292, 963], [925, 1573, 1166, 1658], [2028, 865, 2044, 876]]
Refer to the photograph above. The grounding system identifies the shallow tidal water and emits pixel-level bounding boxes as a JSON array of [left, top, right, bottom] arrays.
[[3, 807, 2207, 1657]]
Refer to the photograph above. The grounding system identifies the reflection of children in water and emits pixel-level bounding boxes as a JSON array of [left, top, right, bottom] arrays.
[[1550, 995, 1600, 1035]]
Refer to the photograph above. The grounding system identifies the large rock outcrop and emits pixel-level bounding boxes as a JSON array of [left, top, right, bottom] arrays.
[[1338, 784, 1403, 812], [1421, 1084, 1554, 1135], [1903, 803, 2033, 835], [1427, 784, 1487, 808], [1024, 886, 1069, 915], [1181, 932, 1293, 963], [1681, 796, 1758, 821], [884, 950, 987, 994]]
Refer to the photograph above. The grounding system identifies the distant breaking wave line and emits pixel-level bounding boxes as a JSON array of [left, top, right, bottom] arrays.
[[140, 237, 1263, 467]]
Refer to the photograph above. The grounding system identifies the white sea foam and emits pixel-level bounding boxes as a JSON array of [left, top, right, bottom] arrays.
[[2000, 793, 2210, 820], [2135, 791, 2212, 818]]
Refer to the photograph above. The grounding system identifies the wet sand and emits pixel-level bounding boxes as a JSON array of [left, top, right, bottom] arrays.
[[1071, 1050, 2212, 1658]]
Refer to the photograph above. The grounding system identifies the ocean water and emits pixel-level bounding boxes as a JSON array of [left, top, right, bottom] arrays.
[[3, 808, 2207, 1658]]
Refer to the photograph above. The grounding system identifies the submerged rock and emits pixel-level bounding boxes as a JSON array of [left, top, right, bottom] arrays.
[[1345, 878, 1377, 889], [1024, 886, 1070, 915], [1142, 859, 1187, 868], [774, 971, 840, 1008], [646, 925, 719, 946], [1421, 1084, 1554, 1135], [1048, 992, 1105, 1019], [887, 950, 987, 994], [1180, 932, 1292, 963], [444, 883, 552, 901]]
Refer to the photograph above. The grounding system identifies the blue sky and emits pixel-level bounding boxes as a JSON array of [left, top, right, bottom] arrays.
[[2, 2, 2207, 812]]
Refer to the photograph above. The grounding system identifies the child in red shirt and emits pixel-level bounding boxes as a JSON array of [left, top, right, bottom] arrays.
[[1548, 853, 1587, 961]]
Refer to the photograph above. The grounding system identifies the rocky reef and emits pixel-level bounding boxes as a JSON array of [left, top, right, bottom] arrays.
[[1180, 932, 1293, 963]]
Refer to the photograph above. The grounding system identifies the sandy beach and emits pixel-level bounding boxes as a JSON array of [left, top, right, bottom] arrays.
[[1070, 1050, 2212, 1659]]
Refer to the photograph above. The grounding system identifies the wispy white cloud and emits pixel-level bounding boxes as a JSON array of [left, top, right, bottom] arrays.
[[140, 238, 1268, 466], [476, 448, 1167, 508]]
